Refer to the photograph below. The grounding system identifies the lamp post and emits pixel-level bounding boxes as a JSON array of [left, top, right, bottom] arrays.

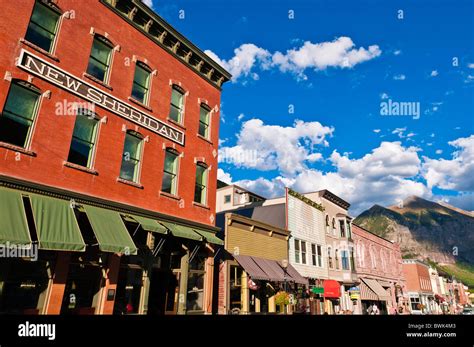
[[281, 259, 288, 314]]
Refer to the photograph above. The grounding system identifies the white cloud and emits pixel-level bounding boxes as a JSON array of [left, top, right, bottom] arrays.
[[142, 0, 153, 7], [468, 63, 474, 69], [394, 50, 402, 56], [218, 118, 334, 175], [205, 44, 271, 82], [373, 129, 381, 133], [435, 149, 443, 155], [393, 74, 406, 80], [217, 168, 233, 184], [234, 141, 428, 214], [380, 92, 389, 99], [430, 70, 439, 77], [430, 133, 435, 138], [406, 132, 416, 138], [392, 127, 407, 138], [272, 37, 381, 79], [207, 38, 382, 82], [422, 135, 474, 191], [237, 113, 245, 121]]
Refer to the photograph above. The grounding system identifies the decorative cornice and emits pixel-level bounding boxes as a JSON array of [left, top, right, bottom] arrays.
[[100, 0, 231, 90], [321, 189, 351, 210], [288, 188, 325, 212]]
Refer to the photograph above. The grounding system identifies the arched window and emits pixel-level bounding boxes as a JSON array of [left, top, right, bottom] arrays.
[[0, 80, 41, 148]]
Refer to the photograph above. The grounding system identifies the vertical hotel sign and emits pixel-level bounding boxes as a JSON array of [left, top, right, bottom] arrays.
[[16, 49, 184, 145]]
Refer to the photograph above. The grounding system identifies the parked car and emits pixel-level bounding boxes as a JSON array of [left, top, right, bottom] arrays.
[[461, 307, 473, 315]]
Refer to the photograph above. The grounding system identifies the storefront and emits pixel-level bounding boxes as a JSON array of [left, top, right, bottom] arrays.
[[0, 184, 222, 315], [359, 278, 390, 314], [323, 279, 341, 314]]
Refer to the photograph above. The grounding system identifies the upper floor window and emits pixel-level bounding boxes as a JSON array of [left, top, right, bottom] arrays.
[[131, 63, 151, 105], [198, 104, 210, 139], [339, 219, 346, 238], [327, 247, 333, 269], [67, 110, 99, 168], [25, 1, 61, 52], [224, 194, 231, 204], [194, 163, 208, 205], [161, 149, 179, 195], [317, 245, 323, 267], [0, 81, 40, 148], [350, 247, 356, 271], [325, 215, 330, 233], [311, 244, 317, 266], [120, 131, 143, 182], [335, 249, 339, 270], [341, 250, 350, 270], [169, 86, 184, 123], [294, 239, 306, 265], [87, 36, 113, 82]]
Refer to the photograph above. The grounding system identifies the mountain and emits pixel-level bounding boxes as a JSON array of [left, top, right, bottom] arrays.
[[354, 196, 474, 266]]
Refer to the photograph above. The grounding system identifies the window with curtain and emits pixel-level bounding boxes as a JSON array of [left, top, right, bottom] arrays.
[[0, 82, 40, 148], [328, 247, 333, 269], [198, 105, 210, 138], [67, 110, 99, 168], [311, 244, 317, 266], [301, 240, 307, 265], [339, 219, 346, 238], [335, 249, 339, 269], [131, 63, 151, 104], [169, 86, 184, 123], [161, 149, 178, 195], [86, 36, 113, 82], [120, 131, 143, 182], [194, 163, 207, 204], [294, 239, 300, 264], [25, 1, 60, 52], [317, 245, 323, 267], [341, 250, 350, 270]]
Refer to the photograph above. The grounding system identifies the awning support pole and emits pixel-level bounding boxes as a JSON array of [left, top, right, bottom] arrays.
[[188, 244, 200, 264], [152, 238, 166, 257]]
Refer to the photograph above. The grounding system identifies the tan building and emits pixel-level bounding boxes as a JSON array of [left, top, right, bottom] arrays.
[[216, 183, 265, 213], [214, 213, 306, 314]]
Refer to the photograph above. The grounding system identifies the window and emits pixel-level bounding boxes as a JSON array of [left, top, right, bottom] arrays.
[[332, 218, 336, 235], [86, 36, 113, 82], [317, 245, 323, 267], [224, 194, 231, 204], [335, 249, 339, 270], [325, 215, 330, 233], [0, 82, 40, 148], [294, 239, 306, 264], [410, 296, 421, 311], [169, 86, 184, 123], [131, 63, 150, 104], [301, 241, 307, 265], [370, 246, 377, 269], [67, 110, 99, 168], [161, 149, 178, 195], [119, 131, 143, 182], [198, 104, 210, 138], [327, 247, 333, 269], [194, 163, 207, 204], [294, 239, 300, 264], [347, 221, 352, 239], [25, 1, 60, 52], [341, 250, 350, 270], [339, 220, 346, 238], [311, 244, 317, 266]]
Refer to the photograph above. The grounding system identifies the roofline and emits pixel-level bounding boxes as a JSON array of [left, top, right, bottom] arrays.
[[224, 212, 289, 237], [351, 223, 396, 244], [216, 184, 266, 200]]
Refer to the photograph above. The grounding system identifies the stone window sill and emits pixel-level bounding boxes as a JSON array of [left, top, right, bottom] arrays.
[[117, 177, 143, 189], [0, 141, 36, 157], [128, 97, 152, 112], [159, 191, 181, 201], [192, 201, 210, 210], [167, 118, 186, 130], [197, 134, 212, 145], [64, 161, 98, 175], [19, 39, 59, 62], [83, 73, 113, 90]]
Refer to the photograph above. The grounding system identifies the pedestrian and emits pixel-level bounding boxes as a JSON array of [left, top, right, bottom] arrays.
[[372, 303, 380, 315], [367, 304, 373, 315]]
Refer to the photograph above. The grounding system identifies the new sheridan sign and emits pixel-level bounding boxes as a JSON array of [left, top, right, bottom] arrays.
[[17, 49, 184, 145]]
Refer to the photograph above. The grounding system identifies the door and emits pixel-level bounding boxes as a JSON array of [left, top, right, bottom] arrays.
[[147, 269, 180, 315]]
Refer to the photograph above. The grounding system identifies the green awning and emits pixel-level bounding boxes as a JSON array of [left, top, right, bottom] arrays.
[[0, 188, 32, 247], [30, 194, 86, 252], [193, 229, 223, 245], [124, 214, 167, 234], [160, 221, 203, 241], [83, 205, 137, 255]]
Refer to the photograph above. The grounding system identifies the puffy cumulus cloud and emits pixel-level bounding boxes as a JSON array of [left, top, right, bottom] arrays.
[[437, 193, 474, 212], [272, 37, 381, 79], [330, 141, 421, 180], [217, 168, 233, 184], [228, 141, 429, 214], [206, 37, 381, 82], [218, 118, 334, 175], [430, 70, 439, 77], [422, 135, 474, 191], [141, 0, 153, 7], [393, 74, 406, 80], [205, 44, 271, 82]]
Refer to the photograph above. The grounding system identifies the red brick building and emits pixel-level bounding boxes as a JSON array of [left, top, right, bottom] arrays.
[[402, 260, 434, 314], [352, 224, 407, 314], [0, 0, 230, 315]]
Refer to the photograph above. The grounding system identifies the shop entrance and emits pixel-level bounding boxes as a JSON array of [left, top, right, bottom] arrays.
[[147, 269, 180, 315], [60, 261, 103, 315]]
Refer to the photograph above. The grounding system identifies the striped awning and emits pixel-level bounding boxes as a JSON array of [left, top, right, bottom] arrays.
[[234, 255, 270, 281], [360, 278, 391, 301], [360, 280, 379, 301]]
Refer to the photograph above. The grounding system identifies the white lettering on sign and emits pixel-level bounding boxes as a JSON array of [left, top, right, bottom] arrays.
[[17, 49, 185, 145]]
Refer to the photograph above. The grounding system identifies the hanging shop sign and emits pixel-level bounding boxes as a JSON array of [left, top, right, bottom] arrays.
[[311, 287, 325, 295], [349, 286, 361, 300], [17, 49, 185, 145]]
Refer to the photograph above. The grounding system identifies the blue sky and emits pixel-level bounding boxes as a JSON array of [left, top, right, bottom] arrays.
[[147, 0, 474, 214]]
